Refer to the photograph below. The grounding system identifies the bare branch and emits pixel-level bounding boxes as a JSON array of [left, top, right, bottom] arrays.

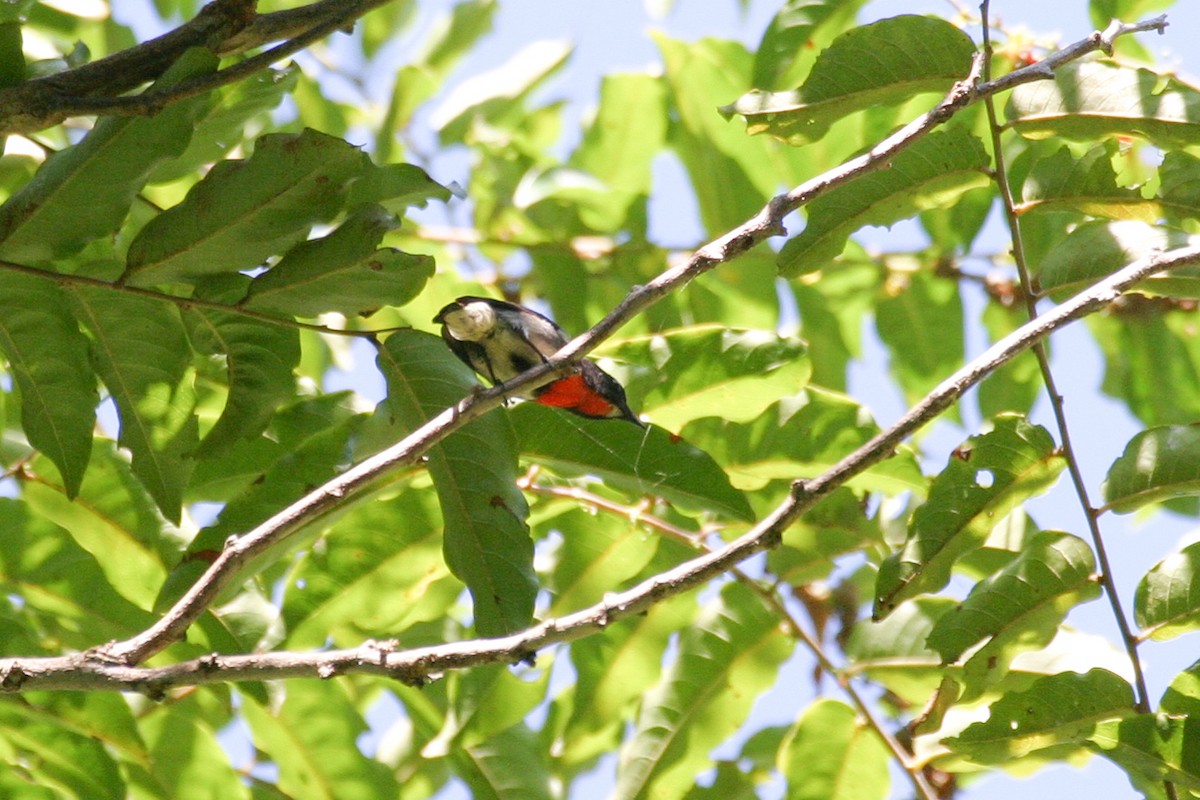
[[0, 0, 392, 134]]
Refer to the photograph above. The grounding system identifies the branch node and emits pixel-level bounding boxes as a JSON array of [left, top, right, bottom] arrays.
[[0, 662, 28, 691]]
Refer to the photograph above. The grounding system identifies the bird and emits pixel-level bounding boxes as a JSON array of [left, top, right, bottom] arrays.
[[433, 295, 643, 426]]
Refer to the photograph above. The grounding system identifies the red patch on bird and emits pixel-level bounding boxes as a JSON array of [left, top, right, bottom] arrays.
[[536, 374, 614, 417]]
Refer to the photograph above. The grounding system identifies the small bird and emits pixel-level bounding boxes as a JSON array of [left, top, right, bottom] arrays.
[[433, 295, 643, 426]]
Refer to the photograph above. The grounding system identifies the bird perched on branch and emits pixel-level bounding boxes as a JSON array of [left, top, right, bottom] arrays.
[[434, 296, 643, 426]]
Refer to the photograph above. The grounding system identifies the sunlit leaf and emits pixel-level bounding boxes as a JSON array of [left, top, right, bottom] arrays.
[[779, 699, 890, 800], [1135, 540, 1200, 640], [750, 0, 868, 91], [875, 416, 1066, 618], [725, 15, 977, 145], [1008, 59, 1200, 149], [1103, 425, 1200, 513], [778, 128, 991, 277]]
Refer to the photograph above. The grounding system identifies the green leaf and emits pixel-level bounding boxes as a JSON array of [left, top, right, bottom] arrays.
[[139, 700, 250, 800], [559, 598, 696, 769], [724, 15, 977, 145], [614, 325, 810, 430], [927, 532, 1101, 696], [874, 416, 1066, 618], [845, 596, 955, 705], [1007, 59, 1200, 149], [0, 273, 96, 496], [875, 269, 964, 407], [1037, 220, 1200, 300], [379, 330, 535, 637], [1103, 425, 1200, 513], [70, 287, 196, 522], [684, 389, 925, 501], [0, 498, 156, 645], [510, 403, 754, 522], [789, 261, 879, 390], [1089, 714, 1200, 793], [243, 206, 434, 317], [23, 442, 169, 611], [146, 64, 301, 185], [1090, 311, 1200, 427], [926, 531, 1097, 662], [346, 162, 451, 214], [125, 129, 369, 286], [185, 298, 300, 458], [543, 504, 660, 614], [282, 487, 458, 649], [432, 39, 571, 142], [1135, 540, 1200, 640], [614, 582, 793, 800], [945, 668, 1135, 761], [656, 34, 785, 234], [1017, 142, 1155, 221], [779, 699, 890, 800], [1161, 660, 1200, 719], [458, 724, 553, 800], [0, 49, 216, 264], [0, 697, 125, 799], [750, 0, 867, 91], [243, 682, 400, 799], [778, 128, 991, 277], [570, 72, 667, 199]]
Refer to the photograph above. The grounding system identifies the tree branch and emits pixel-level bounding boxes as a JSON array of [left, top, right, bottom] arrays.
[[89, 16, 1169, 667], [0, 0, 394, 134]]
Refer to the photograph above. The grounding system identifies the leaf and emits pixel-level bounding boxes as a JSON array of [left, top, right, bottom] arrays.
[[875, 269, 964, 407], [684, 389, 925, 501], [1090, 310, 1200, 427], [458, 724, 554, 800], [0, 273, 96, 496], [945, 668, 1135, 761], [1007, 59, 1200, 149], [432, 39, 571, 141], [1089, 714, 1200, 792], [1103, 425, 1200, 513], [282, 487, 458, 649], [125, 129, 369, 286], [379, 330, 535, 637], [723, 15, 977, 145], [243, 682, 400, 799], [185, 296, 301, 458], [789, 261, 879, 390], [927, 532, 1101, 696], [926, 531, 1097, 662], [656, 34, 785, 234], [614, 582, 793, 800], [560, 598, 696, 769], [0, 49, 216, 264], [845, 596, 955, 705], [23, 443, 170, 611], [346, 162, 452, 214], [874, 416, 1066, 618], [0, 498, 156, 645], [0, 697, 125, 799], [1135, 540, 1200, 641], [146, 63, 301, 185], [778, 128, 991, 277], [244, 206, 434, 317], [1037, 220, 1200, 300], [750, 0, 868, 91], [778, 699, 890, 800], [510, 403, 754, 522], [139, 701, 250, 800], [70, 287, 197, 522], [543, 504, 660, 614], [614, 325, 810, 430], [1016, 142, 1155, 221]]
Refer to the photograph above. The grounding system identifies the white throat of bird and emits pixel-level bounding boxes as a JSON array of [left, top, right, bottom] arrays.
[[441, 301, 497, 342]]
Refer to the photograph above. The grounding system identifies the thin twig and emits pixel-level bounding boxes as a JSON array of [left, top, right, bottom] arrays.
[[0, 258, 381, 339], [980, 2, 1173, 797]]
